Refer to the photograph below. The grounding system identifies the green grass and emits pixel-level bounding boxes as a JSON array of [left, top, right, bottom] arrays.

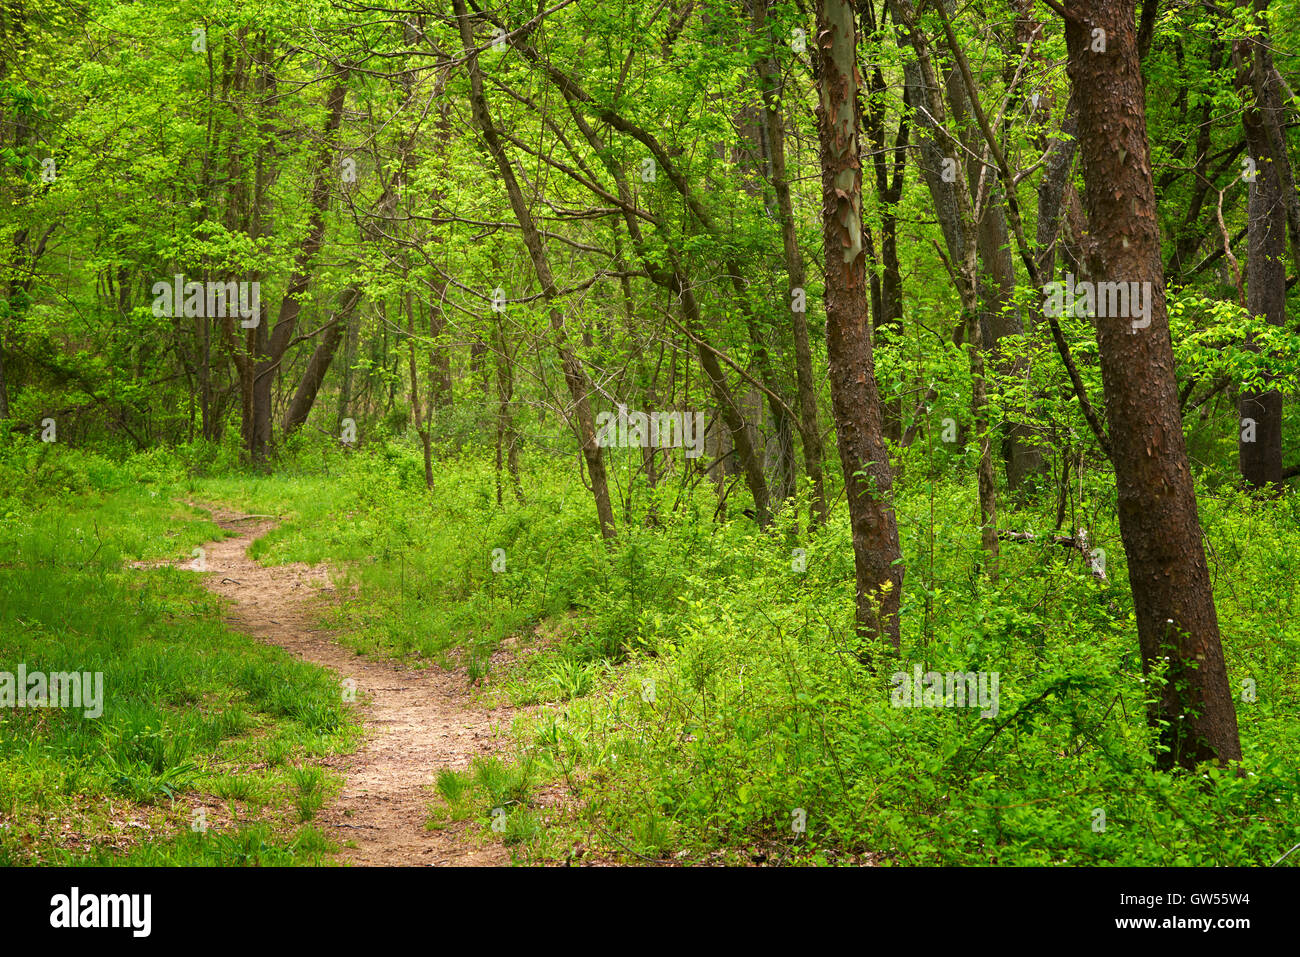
[[0, 451, 361, 865], [4, 432, 1298, 867], [177, 438, 1300, 867]]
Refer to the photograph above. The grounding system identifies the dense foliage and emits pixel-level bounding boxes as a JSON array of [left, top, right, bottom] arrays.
[[2, 0, 1299, 865]]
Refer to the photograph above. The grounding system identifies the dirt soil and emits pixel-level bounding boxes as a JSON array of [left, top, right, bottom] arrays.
[[179, 505, 512, 866]]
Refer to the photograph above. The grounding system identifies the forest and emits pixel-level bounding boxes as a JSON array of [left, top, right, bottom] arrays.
[[0, 0, 1298, 873]]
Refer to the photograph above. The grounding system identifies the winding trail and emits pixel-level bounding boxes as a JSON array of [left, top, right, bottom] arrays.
[[182, 505, 511, 866]]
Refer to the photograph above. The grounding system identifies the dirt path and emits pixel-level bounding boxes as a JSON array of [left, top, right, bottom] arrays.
[[181, 505, 511, 866]]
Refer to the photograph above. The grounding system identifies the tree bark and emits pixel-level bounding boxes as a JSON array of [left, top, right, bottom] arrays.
[[861, 9, 910, 443], [248, 79, 348, 460], [1235, 0, 1286, 489], [814, 0, 905, 652], [281, 285, 363, 435], [405, 290, 434, 489], [492, 310, 521, 502], [677, 281, 773, 527], [1065, 0, 1242, 769], [894, 0, 1000, 573]]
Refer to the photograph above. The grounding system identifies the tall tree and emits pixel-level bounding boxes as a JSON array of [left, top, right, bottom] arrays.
[[752, 0, 827, 525], [454, 0, 616, 540], [1065, 0, 1242, 768], [813, 0, 905, 651], [246, 76, 349, 460], [893, 0, 1001, 575], [1235, 0, 1288, 489]]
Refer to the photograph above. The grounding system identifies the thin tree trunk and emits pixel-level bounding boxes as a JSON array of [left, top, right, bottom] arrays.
[[754, 0, 827, 526], [1235, 0, 1286, 489], [814, 0, 905, 652], [861, 10, 910, 443], [895, 0, 1000, 573], [547, 75, 775, 527], [492, 310, 521, 502], [1037, 97, 1080, 279], [282, 285, 363, 435], [454, 0, 615, 540], [677, 282, 773, 526], [249, 79, 348, 460], [0, 343, 9, 420], [405, 290, 434, 489]]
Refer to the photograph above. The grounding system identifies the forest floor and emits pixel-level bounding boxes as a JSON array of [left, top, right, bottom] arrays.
[[6, 451, 1293, 867], [180, 504, 512, 866]]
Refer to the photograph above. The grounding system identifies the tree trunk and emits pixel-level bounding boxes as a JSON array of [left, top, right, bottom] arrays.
[[454, 0, 615, 540], [1235, 1, 1286, 489], [1036, 97, 1080, 278], [814, 0, 905, 652], [861, 20, 909, 443], [895, 0, 1000, 573], [547, 73, 774, 528], [1236, 112, 1285, 489], [754, 0, 827, 526], [492, 310, 521, 502], [404, 290, 434, 489], [337, 303, 361, 434], [0, 343, 9, 420], [249, 79, 348, 460], [282, 285, 363, 435], [677, 282, 773, 526], [1065, 0, 1242, 769], [428, 292, 453, 410]]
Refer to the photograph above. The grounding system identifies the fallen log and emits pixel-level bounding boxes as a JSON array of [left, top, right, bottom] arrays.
[[997, 528, 1107, 581]]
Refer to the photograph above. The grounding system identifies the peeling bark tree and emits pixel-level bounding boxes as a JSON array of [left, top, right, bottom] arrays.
[[1065, 0, 1242, 769], [813, 0, 905, 651]]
